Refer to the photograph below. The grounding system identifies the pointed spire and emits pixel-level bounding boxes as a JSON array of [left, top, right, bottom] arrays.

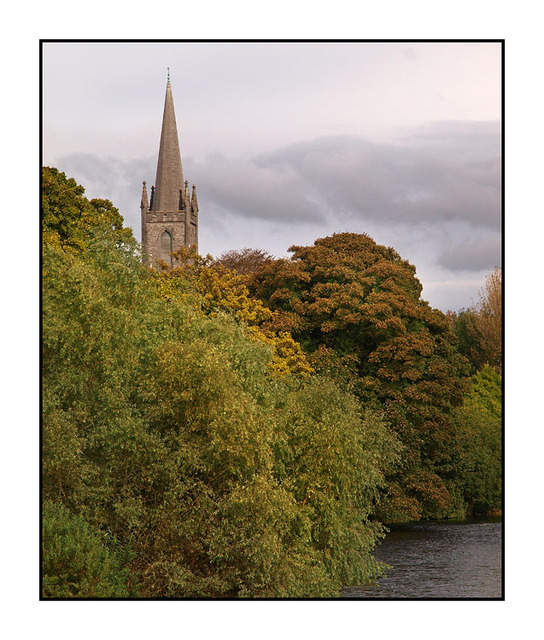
[[191, 184, 199, 212], [140, 181, 149, 212], [152, 74, 184, 212]]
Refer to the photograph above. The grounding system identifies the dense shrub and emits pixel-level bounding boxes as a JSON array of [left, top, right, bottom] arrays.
[[42, 500, 131, 598]]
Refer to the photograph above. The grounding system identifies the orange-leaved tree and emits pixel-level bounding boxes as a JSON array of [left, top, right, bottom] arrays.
[[248, 232, 470, 521]]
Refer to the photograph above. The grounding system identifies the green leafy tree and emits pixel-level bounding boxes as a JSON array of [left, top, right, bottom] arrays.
[[274, 379, 400, 587], [452, 365, 502, 515], [42, 167, 135, 251], [42, 196, 398, 597]]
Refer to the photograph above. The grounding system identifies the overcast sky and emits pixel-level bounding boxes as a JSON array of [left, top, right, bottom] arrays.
[[42, 41, 502, 311]]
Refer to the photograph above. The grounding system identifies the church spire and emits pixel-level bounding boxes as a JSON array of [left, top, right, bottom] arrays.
[[152, 73, 184, 212], [141, 72, 199, 265]]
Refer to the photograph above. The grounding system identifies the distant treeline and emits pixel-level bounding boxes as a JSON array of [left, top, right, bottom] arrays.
[[41, 167, 502, 598]]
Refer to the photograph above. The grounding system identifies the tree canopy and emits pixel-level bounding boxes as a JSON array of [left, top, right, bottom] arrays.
[[248, 233, 470, 520]]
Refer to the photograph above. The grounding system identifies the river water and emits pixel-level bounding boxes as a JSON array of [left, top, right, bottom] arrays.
[[343, 518, 503, 599]]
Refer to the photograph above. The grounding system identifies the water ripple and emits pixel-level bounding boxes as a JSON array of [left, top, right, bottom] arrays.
[[343, 519, 503, 599]]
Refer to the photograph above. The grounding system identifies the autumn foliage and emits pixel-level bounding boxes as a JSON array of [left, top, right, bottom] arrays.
[[449, 267, 502, 373], [41, 170, 502, 597], [153, 246, 314, 377]]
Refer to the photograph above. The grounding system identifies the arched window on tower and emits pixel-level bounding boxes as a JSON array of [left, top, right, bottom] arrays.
[[160, 230, 173, 266]]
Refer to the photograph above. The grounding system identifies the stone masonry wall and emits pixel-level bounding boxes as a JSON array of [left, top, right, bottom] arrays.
[[144, 211, 186, 266]]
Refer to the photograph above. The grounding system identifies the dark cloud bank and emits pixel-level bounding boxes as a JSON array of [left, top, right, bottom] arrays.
[[194, 121, 500, 231], [55, 120, 501, 286]]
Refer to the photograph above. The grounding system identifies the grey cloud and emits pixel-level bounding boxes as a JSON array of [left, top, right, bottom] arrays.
[[187, 133, 499, 236], [188, 154, 324, 224], [250, 123, 501, 229], [53, 120, 501, 284], [56, 121, 500, 238], [438, 234, 501, 272]]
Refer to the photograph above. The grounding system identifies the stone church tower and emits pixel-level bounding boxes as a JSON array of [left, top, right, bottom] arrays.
[[141, 73, 198, 265]]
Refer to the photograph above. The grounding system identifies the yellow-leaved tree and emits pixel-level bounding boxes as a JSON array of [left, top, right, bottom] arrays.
[[153, 247, 314, 377]]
